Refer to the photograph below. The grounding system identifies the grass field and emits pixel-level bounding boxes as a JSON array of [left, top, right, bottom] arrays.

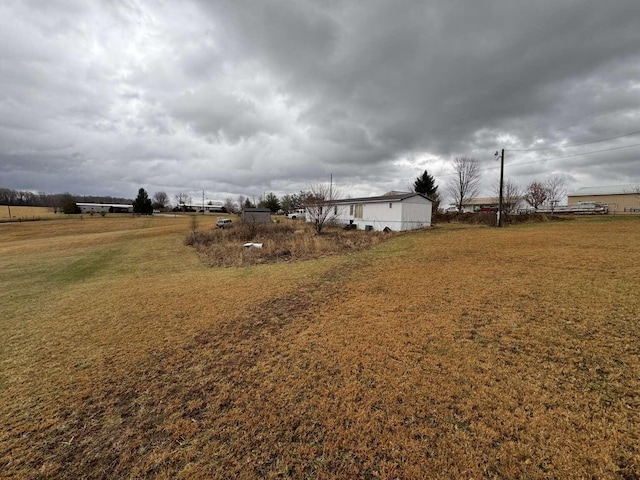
[[0, 206, 60, 221], [1, 215, 639, 479]]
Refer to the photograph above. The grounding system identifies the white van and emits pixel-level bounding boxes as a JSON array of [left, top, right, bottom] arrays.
[[216, 218, 233, 229]]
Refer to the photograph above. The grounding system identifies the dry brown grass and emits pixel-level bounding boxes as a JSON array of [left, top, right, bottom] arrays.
[[1, 216, 639, 479], [0, 205, 59, 220], [187, 221, 393, 267]]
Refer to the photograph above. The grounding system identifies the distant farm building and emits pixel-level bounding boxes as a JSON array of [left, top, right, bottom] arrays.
[[568, 185, 640, 214], [323, 192, 432, 231], [242, 208, 272, 223], [452, 196, 527, 214], [177, 202, 225, 213], [76, 203, 133, 214]]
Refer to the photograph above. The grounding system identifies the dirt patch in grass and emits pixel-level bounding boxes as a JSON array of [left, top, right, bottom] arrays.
[[187, 221, 395, 267]]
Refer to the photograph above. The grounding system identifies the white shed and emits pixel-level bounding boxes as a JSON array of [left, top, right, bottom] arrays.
[[319, 193, 432, 231]]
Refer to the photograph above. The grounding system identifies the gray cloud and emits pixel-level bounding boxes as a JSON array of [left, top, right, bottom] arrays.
[[1, 0, 639, 203]]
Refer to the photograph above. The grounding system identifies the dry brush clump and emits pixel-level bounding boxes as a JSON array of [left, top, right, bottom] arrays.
[[186, 221, 393, 267], [433, 212, 575, 226]]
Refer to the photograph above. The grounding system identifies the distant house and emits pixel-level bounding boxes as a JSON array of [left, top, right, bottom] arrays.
[[76, 203, 133, 214], [177, 202, 225, 213], [455, 196, 526, 214], [456, 197, 498, 213], [568, 185, 640, 214], [319, 192, 432, 231], [242, 208, 272, 223]]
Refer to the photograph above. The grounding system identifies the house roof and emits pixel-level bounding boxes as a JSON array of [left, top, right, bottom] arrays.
[[568, 185, 640, 196], [333, 192, 432, 205], [460, 197, 498, 206]]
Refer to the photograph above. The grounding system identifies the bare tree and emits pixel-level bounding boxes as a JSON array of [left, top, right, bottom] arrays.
[[304, 182, 340, 234], [524, 181, 548, 210], [174, 192, 189, 211], [446, 157, 482, 213], [544, 175, 567, 213], [223, 197, 237, 213], [152, 191, 169, 209], [493, 178, 522, 216]]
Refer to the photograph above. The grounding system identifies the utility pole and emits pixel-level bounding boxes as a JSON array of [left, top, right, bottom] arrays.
[[202, 189, 205, 215], [496, 149, 505, 227], [330, 173, 333, 199]]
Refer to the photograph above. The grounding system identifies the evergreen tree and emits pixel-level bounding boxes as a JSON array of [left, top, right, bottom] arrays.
[[413, 170, 439, 199], [133, 188, 153, 214], [259, 192, 281, 213]]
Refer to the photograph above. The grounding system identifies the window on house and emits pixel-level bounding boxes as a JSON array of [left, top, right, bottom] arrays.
[[389, 202, 392, 208], [350, 204, 354, 216], [334, 205, 338, 215], [354, 204, 363, 218]]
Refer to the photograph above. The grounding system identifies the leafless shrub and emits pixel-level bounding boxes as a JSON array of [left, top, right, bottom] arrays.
[[238, 219, 261, 241], [186, 222, 391, 267], [544, 175, 567, 213], [305, 182, 340, 234]]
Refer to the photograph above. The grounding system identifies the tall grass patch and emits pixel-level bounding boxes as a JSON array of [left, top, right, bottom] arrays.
[[186, 221, 393, 266]]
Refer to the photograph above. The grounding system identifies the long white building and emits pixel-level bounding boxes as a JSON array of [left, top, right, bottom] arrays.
[[76, 203, 133, 214]]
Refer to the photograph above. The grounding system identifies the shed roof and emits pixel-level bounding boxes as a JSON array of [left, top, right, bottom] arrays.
[[568, 185, 640, 196]]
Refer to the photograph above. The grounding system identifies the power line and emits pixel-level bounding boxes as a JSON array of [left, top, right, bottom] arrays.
[[435, 140, 640, 178], [506, 129, 640, 152], [506, 141, 640, 166]]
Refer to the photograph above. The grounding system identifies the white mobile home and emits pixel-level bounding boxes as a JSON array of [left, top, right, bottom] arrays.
[[317, 193, 432, 231]]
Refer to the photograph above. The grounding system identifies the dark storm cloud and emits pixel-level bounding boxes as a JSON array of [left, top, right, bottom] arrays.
[[1, 0, 639, 202]]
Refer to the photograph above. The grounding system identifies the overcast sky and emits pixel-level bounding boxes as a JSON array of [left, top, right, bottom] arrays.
[[2, 0, 640, 204]]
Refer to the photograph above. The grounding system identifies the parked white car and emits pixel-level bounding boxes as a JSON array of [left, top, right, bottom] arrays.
[[216, 218, 233, 228]]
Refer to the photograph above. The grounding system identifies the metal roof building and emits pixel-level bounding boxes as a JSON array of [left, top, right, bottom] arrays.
[[568, 185, 640, 214], [241, 208, 272, 223], [76, 203, 133, 214]]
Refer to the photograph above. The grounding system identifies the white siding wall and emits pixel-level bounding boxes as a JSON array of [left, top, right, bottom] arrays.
[[358, 201, 404, 231], [401, 196, 431, 230], [77, 204, 134, 213], [332, 205, 352, 225], [78, 204, 110, 213], [331, 197, 431, 231]]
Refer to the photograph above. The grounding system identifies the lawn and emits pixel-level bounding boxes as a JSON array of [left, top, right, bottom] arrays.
[[1, 215, 639, 479]]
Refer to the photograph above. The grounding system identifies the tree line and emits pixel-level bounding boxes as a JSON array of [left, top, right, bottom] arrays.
[[437, 157, 567, 215], [2, 159, 568, 219], [0, 188, 133, 213]]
